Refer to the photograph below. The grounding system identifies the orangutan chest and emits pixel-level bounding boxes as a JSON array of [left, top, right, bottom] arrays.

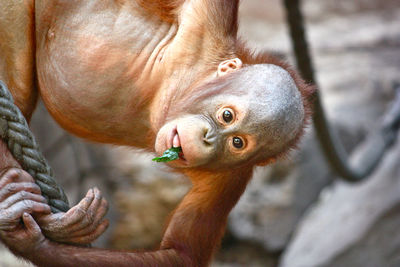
[[34, 2, 169, 144]]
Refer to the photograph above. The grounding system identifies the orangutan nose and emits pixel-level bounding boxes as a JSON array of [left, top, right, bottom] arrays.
[[203, 128, 217, 146]]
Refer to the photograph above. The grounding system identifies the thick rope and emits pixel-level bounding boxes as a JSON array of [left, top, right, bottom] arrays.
[[0, 81, 69, 213]]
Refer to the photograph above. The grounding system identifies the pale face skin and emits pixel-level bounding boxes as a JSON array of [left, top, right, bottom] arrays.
[[155, 58, 252, 168], [155, 58, 304, 170]]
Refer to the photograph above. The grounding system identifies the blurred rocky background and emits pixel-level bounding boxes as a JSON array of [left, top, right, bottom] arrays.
[[1, 0, 400, 266]]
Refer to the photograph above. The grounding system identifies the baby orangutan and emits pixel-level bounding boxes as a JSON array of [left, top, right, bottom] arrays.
[[0, 0, 313, 266]]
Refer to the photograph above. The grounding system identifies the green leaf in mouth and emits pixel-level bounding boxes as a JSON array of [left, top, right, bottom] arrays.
[[152, 147, 182, 162]]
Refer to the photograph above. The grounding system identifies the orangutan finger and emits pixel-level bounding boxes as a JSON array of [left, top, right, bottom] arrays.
[[0, 169, 35, 188], [1, 191, 47, 210], [7, 200, 51, 219], [62, 189, 95, 226], [22, 213, 43, 237], [62, 219, 109, 245], [0, 182, 41, 202]]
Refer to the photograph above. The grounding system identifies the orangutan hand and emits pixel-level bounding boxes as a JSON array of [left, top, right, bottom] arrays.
[[0, 212, 49, 256], [35, 187, 109, 245], [0, 168, 51, 231]]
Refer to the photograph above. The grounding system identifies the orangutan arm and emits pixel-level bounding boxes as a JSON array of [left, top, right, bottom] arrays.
[[137, 0, 239, 36], [176, 0, 239, 46], [145, 0, 239, 60], [1, 169, 251, 267]]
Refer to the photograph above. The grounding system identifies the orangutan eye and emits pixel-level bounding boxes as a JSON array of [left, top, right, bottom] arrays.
[[222, 110, 233, 123], [232, 137, 244, 149]]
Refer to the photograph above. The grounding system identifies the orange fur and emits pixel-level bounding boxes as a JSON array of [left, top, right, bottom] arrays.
[[136, 0, 184, 23], [0, 1, 314, 266], [0, 0, 37, 121]]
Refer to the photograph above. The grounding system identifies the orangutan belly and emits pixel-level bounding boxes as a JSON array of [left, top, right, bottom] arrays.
[[35, 1, 174, 146]]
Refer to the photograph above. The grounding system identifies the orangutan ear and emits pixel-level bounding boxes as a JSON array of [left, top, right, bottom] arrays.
[[217, 58, 243, 77]]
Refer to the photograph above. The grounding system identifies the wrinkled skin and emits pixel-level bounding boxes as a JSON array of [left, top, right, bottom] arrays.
[[0, 168, 50, 231], [0, 0, 313, 266], [0, 130, 108, 246], [35, 188, 109, 245], [0, 213, 47, 258], [0, 168, 108, 245]]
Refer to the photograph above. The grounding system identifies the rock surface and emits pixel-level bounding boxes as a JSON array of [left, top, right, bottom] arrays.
[[108, 148, 189, 250], [228, 133, 333, 251], [280, 137, 400, 267], [327, 203, 400, 267]]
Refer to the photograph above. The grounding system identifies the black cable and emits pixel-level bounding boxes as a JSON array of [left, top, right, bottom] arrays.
[[282, 0, 400, 181]]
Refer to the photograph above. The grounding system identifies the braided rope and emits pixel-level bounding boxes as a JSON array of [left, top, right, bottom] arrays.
[[0, 81, 69, 213]]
